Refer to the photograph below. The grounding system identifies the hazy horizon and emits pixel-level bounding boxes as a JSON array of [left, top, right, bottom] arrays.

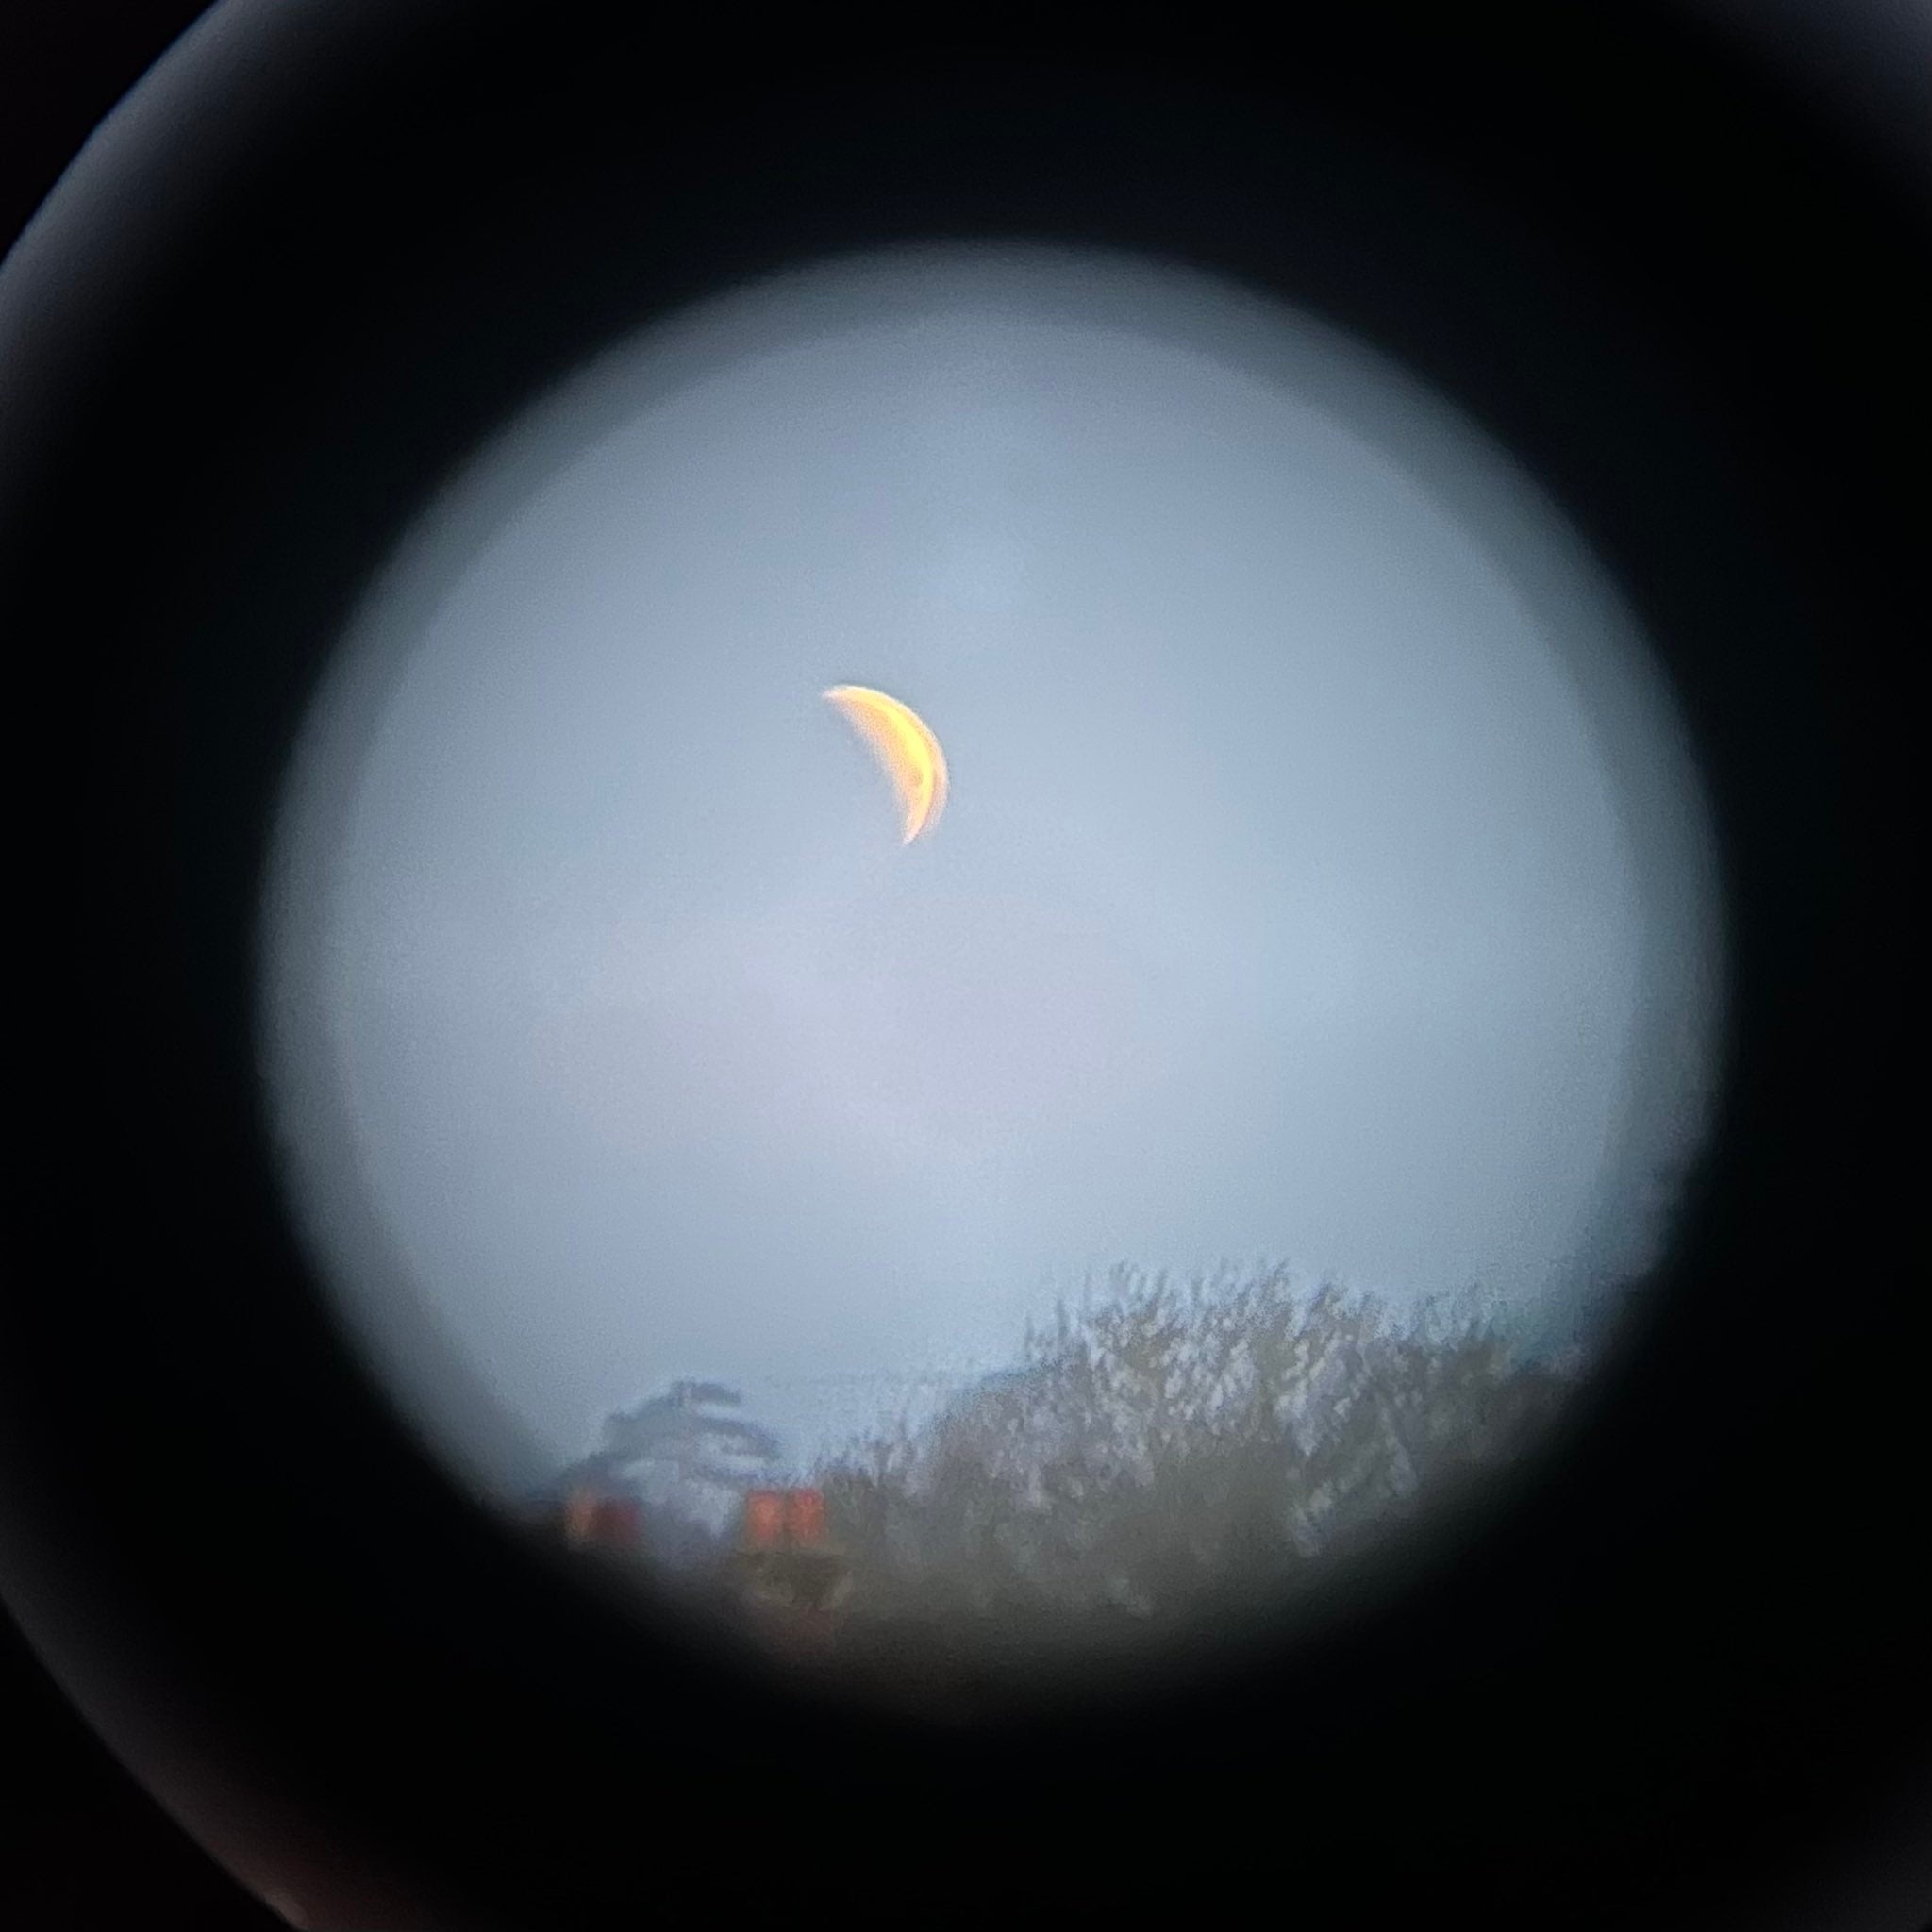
[[259, 244, 1724, 1496]]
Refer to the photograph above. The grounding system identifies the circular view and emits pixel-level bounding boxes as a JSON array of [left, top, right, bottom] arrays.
[[258, 243, 1725, 1697]]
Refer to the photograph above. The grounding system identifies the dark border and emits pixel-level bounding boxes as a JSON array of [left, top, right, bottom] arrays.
[[3, 5, 1924, 1926]]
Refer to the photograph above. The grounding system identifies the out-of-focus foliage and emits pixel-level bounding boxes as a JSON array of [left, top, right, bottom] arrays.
[[815, 1264, 1576, 1641]]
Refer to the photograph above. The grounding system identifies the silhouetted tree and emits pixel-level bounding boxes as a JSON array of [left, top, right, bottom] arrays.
[[558, 1379, 781, 1553]]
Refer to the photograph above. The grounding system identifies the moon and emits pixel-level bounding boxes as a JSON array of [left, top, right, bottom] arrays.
[[823, 685, 949, 844]]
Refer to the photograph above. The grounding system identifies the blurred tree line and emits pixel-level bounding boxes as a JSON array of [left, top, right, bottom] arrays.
[[538, 1262, 1594, 1660], [811, 1262, 1580, 1641]]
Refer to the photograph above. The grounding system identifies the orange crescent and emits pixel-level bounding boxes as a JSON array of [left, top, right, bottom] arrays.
[[823, 685, 949, 843]]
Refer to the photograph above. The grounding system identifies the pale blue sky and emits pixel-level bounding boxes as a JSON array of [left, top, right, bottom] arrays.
[[260, 245, 1724, 1493]]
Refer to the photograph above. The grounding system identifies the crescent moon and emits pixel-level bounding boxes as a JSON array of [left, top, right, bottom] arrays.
[[823, 685, 949, 843]]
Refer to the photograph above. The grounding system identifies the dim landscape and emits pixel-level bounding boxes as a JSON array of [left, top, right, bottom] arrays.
[[525, 1257, 1621, 1698]]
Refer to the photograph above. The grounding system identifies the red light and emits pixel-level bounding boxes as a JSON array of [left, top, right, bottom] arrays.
[[743, 1489, 787, 1550], [786, 1489, 827, 1547]]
